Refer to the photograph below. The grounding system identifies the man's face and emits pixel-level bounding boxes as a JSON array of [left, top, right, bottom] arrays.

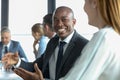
[[53, 8, 76, 40], [1, 32, 11, 45]]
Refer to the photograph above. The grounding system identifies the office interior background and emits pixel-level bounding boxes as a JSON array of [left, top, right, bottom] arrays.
[[0, 0, 98, 61]]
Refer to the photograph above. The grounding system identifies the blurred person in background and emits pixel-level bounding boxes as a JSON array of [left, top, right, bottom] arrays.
[[32, 23, 49, 59], [43, 13, 56, 39], [0, 27, 28, 61]]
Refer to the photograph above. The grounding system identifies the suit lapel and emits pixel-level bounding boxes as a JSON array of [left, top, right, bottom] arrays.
[[57, 42, 75, 74], [42, 35, 59, 71], [57, 32, 77, 76], [45, 41, 58, 62], [62, 42, 75, 64]]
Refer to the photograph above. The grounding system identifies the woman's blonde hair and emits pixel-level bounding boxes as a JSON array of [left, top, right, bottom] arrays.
[[31, 23, 44, 36], [98, 0, 120, 34]]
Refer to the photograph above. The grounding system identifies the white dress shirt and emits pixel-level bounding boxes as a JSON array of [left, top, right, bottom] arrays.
[[60, 26, 120, 80]]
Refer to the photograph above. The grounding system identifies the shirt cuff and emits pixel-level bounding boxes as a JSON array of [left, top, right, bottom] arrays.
[[15, 58, 21, 68]]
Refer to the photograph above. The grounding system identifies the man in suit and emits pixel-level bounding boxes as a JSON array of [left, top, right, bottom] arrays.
[[43, 13, 56, 39], [2, 6, 88, 80], [0, 27, 28, 61]]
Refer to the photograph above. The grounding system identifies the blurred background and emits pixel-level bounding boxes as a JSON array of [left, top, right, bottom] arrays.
[[0, 0, 98, 62]]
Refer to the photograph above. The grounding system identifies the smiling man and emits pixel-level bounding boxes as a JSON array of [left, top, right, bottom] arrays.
[[2, 6, 88, 80]]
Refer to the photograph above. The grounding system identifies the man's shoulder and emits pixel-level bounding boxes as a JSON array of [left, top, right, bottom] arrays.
[[73, 31, 88, 42], [69, 31, 88, 50], [10, 40, 20, 45]]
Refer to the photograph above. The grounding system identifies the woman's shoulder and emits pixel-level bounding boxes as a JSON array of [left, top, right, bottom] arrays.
[[40, 36, 49, 43]]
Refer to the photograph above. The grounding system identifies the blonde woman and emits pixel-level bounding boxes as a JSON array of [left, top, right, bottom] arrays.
[[60, 0, 120, 80], [32, 23, 49, 59]]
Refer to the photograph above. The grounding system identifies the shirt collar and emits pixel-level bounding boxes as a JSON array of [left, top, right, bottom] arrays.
[[59, 31, 75, 44], [3, 41, 11, 48]]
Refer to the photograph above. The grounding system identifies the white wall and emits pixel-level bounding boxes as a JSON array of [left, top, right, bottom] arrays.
[[9, 0, 47, 62]]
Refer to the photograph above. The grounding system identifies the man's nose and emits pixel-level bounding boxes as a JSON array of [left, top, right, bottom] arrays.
[[57, 20, 63, 27]]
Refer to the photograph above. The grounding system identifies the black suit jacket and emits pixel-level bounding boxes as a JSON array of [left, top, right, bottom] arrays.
[[20, 31, 88, 80]]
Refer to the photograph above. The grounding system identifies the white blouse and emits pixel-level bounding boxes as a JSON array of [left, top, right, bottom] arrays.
[[60, 26, 120, 80]]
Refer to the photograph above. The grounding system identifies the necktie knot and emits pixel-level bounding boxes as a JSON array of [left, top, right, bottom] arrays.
[[59, 41, 66, 47]]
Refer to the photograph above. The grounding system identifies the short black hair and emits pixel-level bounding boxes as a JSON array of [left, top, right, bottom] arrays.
[[43, 13, 53, 30]]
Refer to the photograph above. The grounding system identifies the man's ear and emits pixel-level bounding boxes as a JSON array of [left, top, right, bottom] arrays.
[[72, 18, 76, 26], [45, 24, 49, 31]]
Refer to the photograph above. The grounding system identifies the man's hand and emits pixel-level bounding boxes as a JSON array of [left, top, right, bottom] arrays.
[[14, 63, 44, 80], [2, 52, 19, 69]]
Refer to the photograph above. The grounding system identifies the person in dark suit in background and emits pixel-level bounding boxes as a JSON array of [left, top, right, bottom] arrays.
[[0, 27, 28, 61], [2, 6, 88, 80], [43, 13, 56, 39]]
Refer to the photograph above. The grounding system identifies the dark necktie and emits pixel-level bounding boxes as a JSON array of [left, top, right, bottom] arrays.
[[4, 46, 8, 54], [56, 41, 66, 77]]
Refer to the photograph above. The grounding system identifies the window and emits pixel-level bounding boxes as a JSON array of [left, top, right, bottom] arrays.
[[9, 0, 47, 61]]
